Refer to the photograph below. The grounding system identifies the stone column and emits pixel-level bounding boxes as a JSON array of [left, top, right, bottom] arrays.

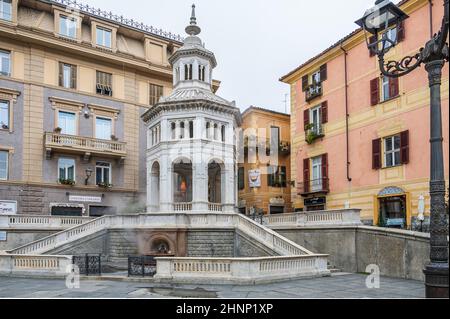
[[222, 162, 236, 213], [159, 154, 173, 212]]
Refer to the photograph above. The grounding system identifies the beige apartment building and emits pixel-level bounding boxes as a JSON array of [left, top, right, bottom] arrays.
[[238, 107, 291, 215], [0, 0, 191, 216]]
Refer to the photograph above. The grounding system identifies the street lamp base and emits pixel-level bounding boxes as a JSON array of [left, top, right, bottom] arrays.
[[424, 263, 449, 298]]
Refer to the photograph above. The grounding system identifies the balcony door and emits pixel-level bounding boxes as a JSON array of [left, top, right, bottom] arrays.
[[95, 117, 112, 140], [311, 156, 322, 192], [58, 111, 76, 135], [310, 106, 321, 134]]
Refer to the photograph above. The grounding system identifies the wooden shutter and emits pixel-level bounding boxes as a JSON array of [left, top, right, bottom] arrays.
[[304, 109, 310, 131], [400, 130, 410, 164], [397, 21, 405, 42], [71, 65, 77, 89], [389, 76, 399, 98], [58, 62, 63, 87], [369, 36, 377, 57], [370, 78, 380, 106], [321, 101, 328, 124], [321, 153, 329, 191], [372, 138, 382, 170], [302, 75, 309, 92], [320, 64, 327, 82], [303, 159, 310, 194]]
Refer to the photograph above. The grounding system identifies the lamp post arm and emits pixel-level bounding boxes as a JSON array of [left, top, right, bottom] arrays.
[[437, 0, 449, 52], [378, 52, 423, 78]]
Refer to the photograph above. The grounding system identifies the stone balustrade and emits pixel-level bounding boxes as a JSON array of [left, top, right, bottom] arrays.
[[9, 213, 312, 257], [0, 215, 93, 229], [262, 209, 362, 227], [155, 255, 330, 284], [173, 203, 193, 212], [208, 203, 223, 212], [0, 254, 72, 277]]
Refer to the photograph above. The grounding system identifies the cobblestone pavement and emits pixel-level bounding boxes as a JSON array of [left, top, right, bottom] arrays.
[[0, 273, 425, 298]]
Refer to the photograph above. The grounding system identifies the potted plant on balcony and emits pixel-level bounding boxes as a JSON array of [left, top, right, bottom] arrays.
[[1, 122, 8, 130], [54, 127, 62, 134], [110, 135, 119, 141], [59, 178, 75, 186], [97, 182, 113, 189], [305, 124, 320, 145]]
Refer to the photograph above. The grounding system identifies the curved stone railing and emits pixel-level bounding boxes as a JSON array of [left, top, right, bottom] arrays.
[[263, 209, 362, 227], [155, 255, 329, 284], [9, 213, 312, 257], [0, 215, 93, 229], [0, 254, 72, 277]]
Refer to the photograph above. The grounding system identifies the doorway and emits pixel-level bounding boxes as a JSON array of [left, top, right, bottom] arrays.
[[378, 195, 407, 229]]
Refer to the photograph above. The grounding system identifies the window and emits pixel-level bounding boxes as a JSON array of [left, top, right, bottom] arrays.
[[221, 125, 226, 143], [384, 135, 401, 168], [311, 156, 322, 192], [171, 122, 176, 139], [96, 71, 112, 96], [59, 63, 76, 89], [58, 111, 76, 135], [238, 167, 245, 190], [310, 106, 321, 134], [0, 100, 9, 129], [381, 76, 390, 102], [0, 0, 12, 21], [184, 64, 193, 80], [206, 122, 210, 139], [96, 162, 111, 186], [95, 117, 112, 140], [189, 121, 194, 139], [268, 166, 287, 188], [149, 83, 163, 105], [311, 70, 321, 84], [381, 27, 398, 50], [96, 27, 112, 48], [59, 15, 77, 38], [0, 50, 10, 76], [58, 158, 75, 182], [179, 122, 185, 139], [0, 150, 8, 180], [198, 65, 206, 81]]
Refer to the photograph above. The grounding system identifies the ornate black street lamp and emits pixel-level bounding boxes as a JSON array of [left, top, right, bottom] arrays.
[[356, 0, 449, 298]]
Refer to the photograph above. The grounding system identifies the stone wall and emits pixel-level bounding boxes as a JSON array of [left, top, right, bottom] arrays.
[[187, 230, 235, 257], [276, 226, 434, 281], [0, 230, 55, 251]]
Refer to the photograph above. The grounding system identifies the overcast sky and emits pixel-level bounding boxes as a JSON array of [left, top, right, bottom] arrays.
[[83, 0, 375, 113]]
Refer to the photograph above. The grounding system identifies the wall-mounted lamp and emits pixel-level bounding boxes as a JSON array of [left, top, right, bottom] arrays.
[[85, 168, 93, 185], [83, 109, 91, 119]]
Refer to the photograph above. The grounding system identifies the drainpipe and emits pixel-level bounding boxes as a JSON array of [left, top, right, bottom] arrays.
[[340, 42, 352, 182], [429, 0, 434, 37]]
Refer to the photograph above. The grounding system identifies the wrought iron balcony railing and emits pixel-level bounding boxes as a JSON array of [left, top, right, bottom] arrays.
[[44, 132, 127, 161], [305, 83, 323, 102], [243, 138, 291, 155], [297, 178, 329, 196]]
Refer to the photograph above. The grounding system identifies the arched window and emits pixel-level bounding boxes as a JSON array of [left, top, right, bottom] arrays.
[[198, 65, 206, 81], [206, 122, 210, 139], [180, 122, 185, 139], [221, 125, 226, 142], [214, 123, 219, 140], [185, 64, 193, 80], [171, 122, 176, 140], [189, 121, 194, 138]]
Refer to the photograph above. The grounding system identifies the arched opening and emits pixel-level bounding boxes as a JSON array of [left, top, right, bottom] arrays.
[[208, 160, 223, 205], [150, 162, 160, 212], [173, 158, 193, 204], [150, 238, 173, 255]]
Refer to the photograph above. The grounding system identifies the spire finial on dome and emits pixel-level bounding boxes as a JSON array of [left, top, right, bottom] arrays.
[[185, 4, 201, 36]]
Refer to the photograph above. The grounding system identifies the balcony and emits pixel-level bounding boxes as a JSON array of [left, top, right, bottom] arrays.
[[44, 132, 126, 162], [243, 137, 291, 156], [305, 83, 323, 102], [305, 124, 325, 144], [297, 178, 329, 196]]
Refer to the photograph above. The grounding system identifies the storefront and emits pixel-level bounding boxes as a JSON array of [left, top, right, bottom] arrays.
[[375, 187, 411, 229]]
